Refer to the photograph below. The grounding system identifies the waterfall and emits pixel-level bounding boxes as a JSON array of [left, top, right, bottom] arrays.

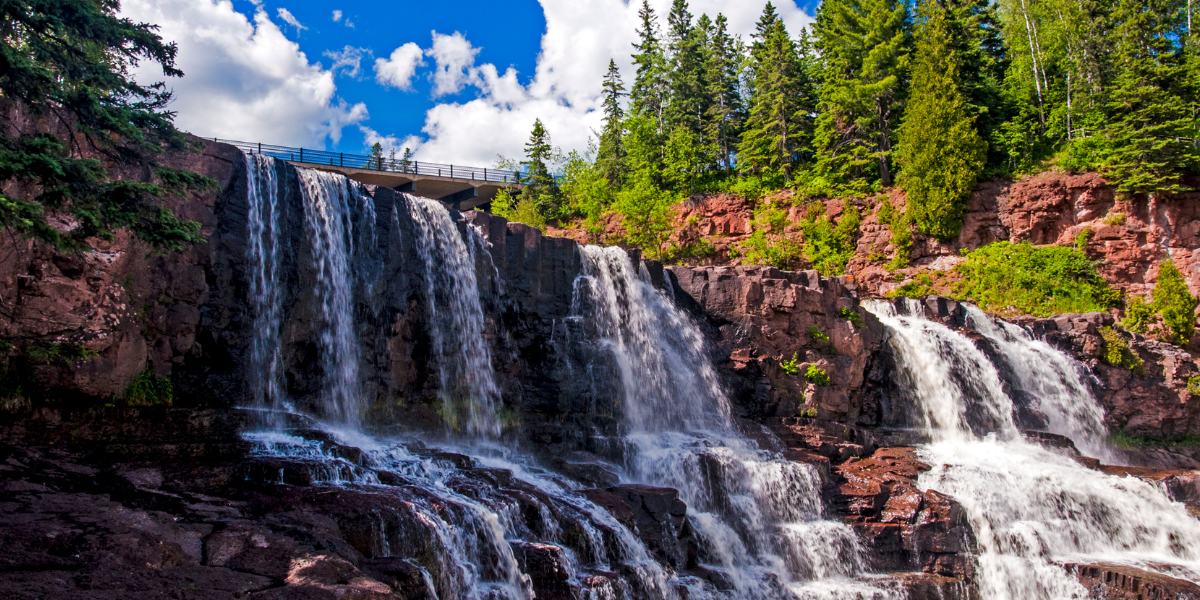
[[245, 154, 287, 417], [865, 300, 1200, 599], [405, 194, 502, 437], [573, 246, 894, 600], [296, 167, 370, 425]]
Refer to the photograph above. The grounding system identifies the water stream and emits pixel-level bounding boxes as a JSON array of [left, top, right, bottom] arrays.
[[866, 300, 1200, 599], [573, 246, 895, 600]]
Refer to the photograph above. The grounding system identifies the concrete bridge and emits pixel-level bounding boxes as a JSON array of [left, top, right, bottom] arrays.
[[219, 139, 522, 210]]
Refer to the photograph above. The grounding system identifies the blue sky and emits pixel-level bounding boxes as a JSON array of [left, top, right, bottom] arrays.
[[122, 0, 817, 167]]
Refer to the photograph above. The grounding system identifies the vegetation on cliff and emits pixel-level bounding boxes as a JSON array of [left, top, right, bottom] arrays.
[[1, 0, 207, 253], [1123, 259, 1199, 345], [498, 0, 1197, 266]]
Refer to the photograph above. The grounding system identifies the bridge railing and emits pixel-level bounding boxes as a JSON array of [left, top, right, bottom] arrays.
[[215, 138, 524, 184]]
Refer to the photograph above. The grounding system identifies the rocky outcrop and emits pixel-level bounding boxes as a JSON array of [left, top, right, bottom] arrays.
[[667, 265, 885, 423], [1066, 562, 1200, 599]]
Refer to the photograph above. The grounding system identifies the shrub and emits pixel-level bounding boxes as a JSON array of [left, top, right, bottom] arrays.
[[733, 201, 803, 269], [887, 272, 937, 298], [837, 307, 864, 327], [952, 242, 1119, 316], [1122, 296, 1155, 333], [1101, 212, 1127, 226], [887, 212, 914, 269], [807, 326, 830, 344], [125, 370, 173, 407], [1188, 376, 1200, 397], [1100, 327, 1144, 372], [1151, 259, 1197, 346], [25, 342, 98, 366], [1074, 226, 1093, 252], [802, 406, 818, 418], [780, 353, 800, 376], [492, 189, 548, 232], [804, 365, 830, 386], [799, 203, 861, 276]]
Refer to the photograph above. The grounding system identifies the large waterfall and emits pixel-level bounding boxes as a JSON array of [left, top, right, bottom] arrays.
[[866, 300, 1200, 599], [573, 246, 893, 600]]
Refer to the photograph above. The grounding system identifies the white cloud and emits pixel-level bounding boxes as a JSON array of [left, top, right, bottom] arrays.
[[331, 9, 342, 21], [425, 31, 481, 98], [399, 0, 814, 166], [344, 18, 355, 28], [119, 0, 367, 148], [374, 42, 425, 90], [276, 7, 306, 32], [360, 126, 422, 155], [324, 45, 368, 78]]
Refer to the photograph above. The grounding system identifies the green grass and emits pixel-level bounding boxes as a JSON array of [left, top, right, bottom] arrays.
[[125, 370, 173, 407]]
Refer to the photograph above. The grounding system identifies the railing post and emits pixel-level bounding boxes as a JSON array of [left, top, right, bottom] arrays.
[[258, 142, 262, 154], [300, 148, 304, 162], [484, 168, 487, 181], [450, 165, 453, 178], [340, 152, 344, 167]]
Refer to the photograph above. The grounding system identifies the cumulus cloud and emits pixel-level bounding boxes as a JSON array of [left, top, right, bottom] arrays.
[[374, 43, 425, 90], [331, 9, 342, 21], [360, 126, 422, 155], [120, 0, 366, 147], [425, 31, 481, 98], [396, 0, 814, 166], [276, 7, 306, 32], [324, 45, 369, 78]]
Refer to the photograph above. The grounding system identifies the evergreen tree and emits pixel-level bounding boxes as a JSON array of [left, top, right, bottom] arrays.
[[738, 3, 809, 182], [665, 0, 709, 138], [813, 0, 911, 187], [630, 0, 669, 132], [1151, 258, 1198, 345], [702, 14, 746, 174], [0, 0, 204, 252], [597, 59, 627, 187], [1095, 0, 1198, 194], [897, 2, 987, 240], [519, 119, 563, 217]]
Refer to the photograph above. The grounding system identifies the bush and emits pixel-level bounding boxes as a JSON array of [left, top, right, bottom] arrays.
[[887, 212, 914, 269], [734, 201, 804, 269], [807, 326, 830, 344], [1100, 327, 1144, 372], [1122, 296, 1155, 333], [125, 370, 173, 407], [780, 353, 800, 376], [1188, 376, 1200, 397], [1074, 226, 1093, 252], [492, 189, 548, 231], [799, 203, 861, 276], [1151, 259, 1197, 346], [1101, 212, 1127, 226], [837, 307, 864, 327], [804, 365, 830, 386], [952, 242, 1120, 316]]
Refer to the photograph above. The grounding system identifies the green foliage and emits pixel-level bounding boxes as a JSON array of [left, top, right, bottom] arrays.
[[597, 60, 627, 187], [1101, 212, 1127, 226], [1109, 430, 1200, 450], [518, 119, 564, 219], [492, 189, 547, 232], [807, 325, 830, 344], [799, 203, 861, 275], [837, 307, 864, 327], [952, 242, 1120, 316], [1150, 258, 1198, 345], [0, 0, 206, 253], [804, 364, 831, 386], [1122, 296, 1156, 333], [1188, 376, 1200, 397], [780, 353, 800, 376], [614, 173, 677, 260], [25, 342, 98, 366], [898, 4, 987, 242], [738, 4, 812, 182], [155, 168, 218, 193], [803, 406, 819, 418], [888, 271, 937, 298], [1074, 226, 1093, 252], [876, 199, 896, 225], [887, 212, 915, 269], [1100, 326, 1145, 371], [124, 370, 173, 407], [733, 200, 803, 269]]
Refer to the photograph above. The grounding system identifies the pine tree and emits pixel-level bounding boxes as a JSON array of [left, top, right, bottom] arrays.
[[630, 0, 669, 132], [1096, 0, 1198, 194], [702, 14, 746, 174], [738, 3, 808, 181], [1151, 258, 1198, 345], [665, 0, 708, 137], [597, 59, 627, 187], [520, 119, 562, 218], [897, 2, 987, 240], [0, 0, 204, 252], [813, 0, 911, 188]]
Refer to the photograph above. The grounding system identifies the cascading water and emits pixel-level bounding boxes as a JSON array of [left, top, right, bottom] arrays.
[[573, 246, 895, 600], [238, 153, 682, 600], [245, 154, 287, 417], [866, 299, 1200, 599], [406, 193, 502, 437]]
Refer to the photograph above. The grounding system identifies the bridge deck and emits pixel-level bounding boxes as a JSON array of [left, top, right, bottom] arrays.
[[216, 138, 522, 210]]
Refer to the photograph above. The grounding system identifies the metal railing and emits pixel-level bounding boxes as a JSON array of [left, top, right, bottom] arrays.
[[214, 138, 524, 184]]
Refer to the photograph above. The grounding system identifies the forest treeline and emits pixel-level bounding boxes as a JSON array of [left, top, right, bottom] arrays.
[[493, 0, 1200, 263]]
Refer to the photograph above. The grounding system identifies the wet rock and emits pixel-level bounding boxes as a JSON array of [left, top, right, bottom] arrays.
[[511, 541, 576, 600], [582, 484, 695, 569], [1066, 561, 1200, 599]]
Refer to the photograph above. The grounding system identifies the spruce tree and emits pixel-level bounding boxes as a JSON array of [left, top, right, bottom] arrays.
[[630, 0, 669, 132], [1097, 0, 1198, 194], [519, 119, 562, 218], [665, 0, 708, 138], [813, 0, 910, 187], [0, 0, 204, 252], [702, 14, 745, 174], [1151, 258, 1198, 345], [738, 3, 808, 182], [597, 59, 627, 187], [897, 2, 987, 240]]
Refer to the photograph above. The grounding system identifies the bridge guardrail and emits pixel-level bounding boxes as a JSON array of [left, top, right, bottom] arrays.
[[214, 138, 524, 184]]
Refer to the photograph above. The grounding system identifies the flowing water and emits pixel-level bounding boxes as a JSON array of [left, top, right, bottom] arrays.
[[239, 154, 682, 600], [572, 246, 895, 600], [866, 299, 1200, 599]]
